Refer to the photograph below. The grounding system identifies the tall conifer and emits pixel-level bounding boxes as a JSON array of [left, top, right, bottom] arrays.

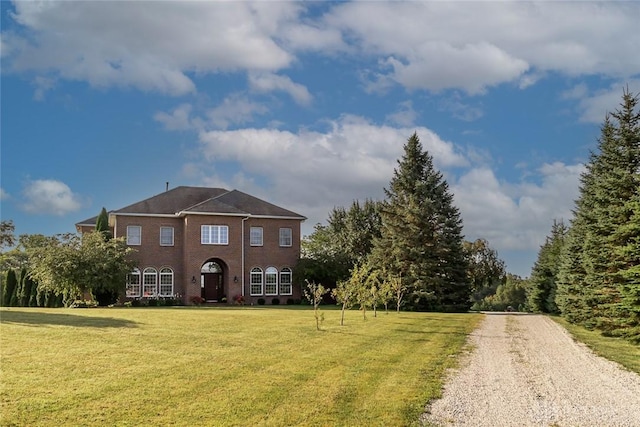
[[557, 89, 640, 338], [371, 132, 469, 311]]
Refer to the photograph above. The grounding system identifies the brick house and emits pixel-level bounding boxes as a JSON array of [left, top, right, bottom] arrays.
[[75, 186, 306, 305]]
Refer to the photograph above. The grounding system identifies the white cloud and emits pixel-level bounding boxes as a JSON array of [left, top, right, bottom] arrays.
[[248, 72, 313, 106], [154, 104, 195, 131], [326, 2, 640, 93], [438, 94, 484, 122], [386, 101, 417, 127], [207, 94, 269, 130], [574, 80, 640, 123], [4, 2, 300, 95], [4, 2, 639, 98], [22, 179, 83, 215], [0, 188, 9, 200], [452, 162, 584, 252], [195, 116, 468, 220]]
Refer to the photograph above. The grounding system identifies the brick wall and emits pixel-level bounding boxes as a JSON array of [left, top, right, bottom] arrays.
[[114, 213, 302, 304]]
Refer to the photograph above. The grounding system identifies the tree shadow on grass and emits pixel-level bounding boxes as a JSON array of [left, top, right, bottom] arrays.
[[0, 310, 138, 328]]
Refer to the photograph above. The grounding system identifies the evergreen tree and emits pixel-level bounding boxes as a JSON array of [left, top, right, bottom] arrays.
[[557, 89, 640, 338], [528, 220, 568, 313], [5, 269, 18, 306], [371, 132, 469, 311], [95, 207, 112, 240]]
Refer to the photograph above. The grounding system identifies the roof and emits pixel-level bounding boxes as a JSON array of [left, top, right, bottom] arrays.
[[75, 186, 306, 227]]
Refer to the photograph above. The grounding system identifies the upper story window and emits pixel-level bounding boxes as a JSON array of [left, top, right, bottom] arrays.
[[201, 225, 228, 245], [279, 228, 292, 247], [160, 227, 174, 246], [250, 227, 263, 246], [127, 226, 141, 245]]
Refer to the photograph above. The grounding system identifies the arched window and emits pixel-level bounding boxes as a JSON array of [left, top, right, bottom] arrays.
[[126, 268, 141, 297], [159, 268, 173, 297], [250, 267, 263, 296], [280, 267, 292, 295], [143, 267, 157, 297], [265, 267, 278, 295]]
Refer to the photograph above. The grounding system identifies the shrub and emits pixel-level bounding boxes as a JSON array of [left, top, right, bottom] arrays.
[[131, 299, 141, 307], [272, 298, 280, 305], [257, 298, 266, 305], [190, 296, 205, 306], [147, 299, 158, 307], [286, 298, 295, 305], [124, 301, 133, 308]]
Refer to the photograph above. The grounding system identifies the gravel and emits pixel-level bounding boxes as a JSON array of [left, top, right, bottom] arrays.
[[421, 313, 640, 427]]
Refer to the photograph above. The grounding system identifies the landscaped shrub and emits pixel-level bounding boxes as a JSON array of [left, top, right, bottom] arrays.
[[190, 296, 205, 305], [272, 298, 280, 305], [131, 299, 141, 307], [147, 299, 158, 307], [257, 298, 266, 305]]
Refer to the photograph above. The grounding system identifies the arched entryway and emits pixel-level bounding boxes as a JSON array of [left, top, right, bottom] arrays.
[[201, 259, 227, 302]]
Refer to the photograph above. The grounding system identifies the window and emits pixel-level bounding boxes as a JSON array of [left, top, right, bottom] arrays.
[[159, 268, 173, 297], [143, 267, 157, 297], [126, 268, 141, 297], [201, 225, 229, 245], [250, 267, 263, 295], [265, 267, 277, 295], [160, 227, 174, 246], [250, 227, 263, 246], [279, 228, 292, 247], [280, 267, 292, 295], [127, 226, 141, 245]]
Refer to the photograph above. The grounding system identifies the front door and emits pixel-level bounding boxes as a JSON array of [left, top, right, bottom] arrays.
[[203, 273, 223, 301]]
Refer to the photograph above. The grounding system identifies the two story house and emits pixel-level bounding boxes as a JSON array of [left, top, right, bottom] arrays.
[[75, 186, 306, 305]]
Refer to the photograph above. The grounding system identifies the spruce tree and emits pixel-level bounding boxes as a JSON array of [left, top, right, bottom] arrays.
[[95, 207, 112, 240], [371, 132, 469, 311], [557, 89, 640, 337], [528, 220, 567, 313]]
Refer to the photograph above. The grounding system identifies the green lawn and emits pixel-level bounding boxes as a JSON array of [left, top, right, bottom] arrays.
[[552, 317, 640, 374], [0, 306, 481, 426]]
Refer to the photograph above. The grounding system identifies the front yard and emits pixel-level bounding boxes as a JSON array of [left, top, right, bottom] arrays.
[[0, 306, 481, 426]]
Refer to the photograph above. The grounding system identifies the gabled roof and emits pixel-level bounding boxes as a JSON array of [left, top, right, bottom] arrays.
[[75, 186, 305, 227]]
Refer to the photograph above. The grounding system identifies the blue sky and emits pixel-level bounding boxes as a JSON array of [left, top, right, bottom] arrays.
[[1, 1, 639, 277]]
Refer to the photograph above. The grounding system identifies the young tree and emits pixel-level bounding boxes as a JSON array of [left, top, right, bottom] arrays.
[[0, 220, 15, 250], [371, 132, 470, 311], [332, 279, 356, 326], [527, 220, 568, 313], [29, 232, 136, 305], [304, 280, 329, 331]]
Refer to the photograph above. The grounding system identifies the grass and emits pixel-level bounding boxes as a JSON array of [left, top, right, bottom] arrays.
[[552, 317, 640, 374], [1, 306, 481, 426]]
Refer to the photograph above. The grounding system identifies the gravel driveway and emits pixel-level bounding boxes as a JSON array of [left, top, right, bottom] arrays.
[[421, 313, 640, 427]]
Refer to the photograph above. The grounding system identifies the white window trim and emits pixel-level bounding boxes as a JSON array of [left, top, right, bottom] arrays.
[[143, 267, 158, 298], [159, 267, 174, 297], [250, 267, 263, 296], [265, 267, 278, 296], [127, 225, 142, 246], [201, 225, 229, 245], [250, 226, 263, 246], [279, 228, 292, 247], [159, 227, 174, 246], [280, 267, 293, 296], [126, 268, 141, 298]]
